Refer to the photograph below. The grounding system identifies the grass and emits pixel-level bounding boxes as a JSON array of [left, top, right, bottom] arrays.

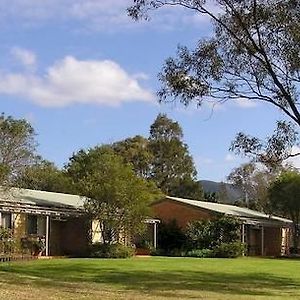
[[0, 257, 300, 299]]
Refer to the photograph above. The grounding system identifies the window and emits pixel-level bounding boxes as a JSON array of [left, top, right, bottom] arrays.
[[27, 215, 38, 235], [1, 213, 12, 229]]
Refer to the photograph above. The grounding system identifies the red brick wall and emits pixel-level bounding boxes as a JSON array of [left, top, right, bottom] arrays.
[[151, 199, 215, 228], [60, 217, 89, 256], [49, 217, 89, 256], [152, 199, 285, 257], [50, 220, 62, 256], [264, 227, 282, 256]]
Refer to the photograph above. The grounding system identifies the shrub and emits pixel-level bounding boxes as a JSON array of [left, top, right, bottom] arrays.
[[150, 247, 186, 257], [135, 239, 152, 250], [157, 220, 187, 255], [213, 242, 246, 258], [90, 243, 135, 258], [0, 227, 14, 254], [186, 216, 241, 250], [186, 220, 215, 249], [186, 248, 214, 258], [20, 237, 45, 255]]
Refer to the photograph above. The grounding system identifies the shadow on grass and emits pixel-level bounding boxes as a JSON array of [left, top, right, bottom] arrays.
[[0, 259, 299, 298]]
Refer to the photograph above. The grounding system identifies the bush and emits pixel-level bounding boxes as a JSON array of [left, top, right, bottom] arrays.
[[20, 237, 45, 255], [90, 243, 135, 258], [213, 242, 246, 258], [150, 247, 186, 257], [186, 248, 214, 258], [186, 216, 241, 250], [0, 227, 14, 254], [157, 220, 187, 255]]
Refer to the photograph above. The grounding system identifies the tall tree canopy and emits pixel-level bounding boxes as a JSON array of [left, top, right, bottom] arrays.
[[269, 170, 300, 252], [148, 113, 203, 199], [227, 162, 277, 211], [17, 160, 75, 194], [112, 135, 152, 178], [128, 0, 300, 167], [66, 146, 161, 245], [0, 114, 36, 186]]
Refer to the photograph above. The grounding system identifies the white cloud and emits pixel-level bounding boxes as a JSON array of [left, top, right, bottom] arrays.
[[11, 47, 36, 68], [0, 56, 154, 107], [285, 146, 300, 169]]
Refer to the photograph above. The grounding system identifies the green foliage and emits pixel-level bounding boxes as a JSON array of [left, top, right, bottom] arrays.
[[149, 114, 203, 199], [186, 216, 240, 250], [20, 236, 45, 255], [269, 170, 300, 252], [213, 242, 246, 258], [0, 227, 14, 254], [228, 162, 279, 211], [186, 242, 246, 258], [17, 160, 76, 194], [156, 216, 242, 257], [157, 220, 187, 255], [168, 178, 204, 200], [186, 220, 215, 250], [0, 226, 12, 240], [112, 135, 153, 178], [66, 146, 161, 245], [203, 192, 219, 203], [90, 243, 135, 258], [110, 114, 203, 200], [128, 1, 300, 168], [0, 113, 37, 186], [231, 122, 299, 170], [185, 248, 214, 258]]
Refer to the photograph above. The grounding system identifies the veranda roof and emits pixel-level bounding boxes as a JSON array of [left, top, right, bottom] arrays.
[[0, 188, 85, 217], [162, 196, 292, 226]]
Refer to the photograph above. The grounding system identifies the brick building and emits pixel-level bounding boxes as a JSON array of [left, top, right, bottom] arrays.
[[151, 196, 293, 256], [0, 188, 89, 257], [0, 188, 159, 257]]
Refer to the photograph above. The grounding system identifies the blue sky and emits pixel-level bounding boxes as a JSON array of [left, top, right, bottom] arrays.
[[0, 0, 294, 181]]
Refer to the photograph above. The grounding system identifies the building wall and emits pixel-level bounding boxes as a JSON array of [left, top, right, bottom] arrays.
[[281, 227, 291, 255], [247, 226, 262, 256], [264, 227, 282, 256], [151, 199, 215, 228], [13, 213, 27, 239], [0, 211, 89, 257], [59, 217, 89, 256], [50, 219, 62, 256], [152, 199, 288, 257], [92, 220, 101, 243]]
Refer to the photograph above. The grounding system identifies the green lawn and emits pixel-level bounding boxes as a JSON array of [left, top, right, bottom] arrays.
[[0, 257, 299, 299]]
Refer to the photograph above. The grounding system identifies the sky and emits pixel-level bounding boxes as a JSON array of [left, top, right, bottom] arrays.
[[0, 0, 297, 182]]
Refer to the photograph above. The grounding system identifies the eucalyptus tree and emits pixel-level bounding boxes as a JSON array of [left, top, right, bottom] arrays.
[[128, 0, 300, 167], [269, 170, 300, 252], [0, 114, 37, 186], [149, 113, 203, 199]]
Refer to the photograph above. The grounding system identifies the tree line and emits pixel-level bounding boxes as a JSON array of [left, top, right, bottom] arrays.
[[1, 112, 300, 248], [2, 113, 203, 200]]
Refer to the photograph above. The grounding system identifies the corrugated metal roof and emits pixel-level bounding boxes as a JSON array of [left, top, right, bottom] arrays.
[[0, 188, 85, 209], [165, 196, 292, 224]]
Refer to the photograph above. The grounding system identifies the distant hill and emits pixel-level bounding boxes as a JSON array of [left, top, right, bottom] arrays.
[[199, 180, 243, 204]]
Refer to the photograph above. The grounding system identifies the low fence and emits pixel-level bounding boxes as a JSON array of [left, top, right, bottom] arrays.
[[0, 253, 37, 262]]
